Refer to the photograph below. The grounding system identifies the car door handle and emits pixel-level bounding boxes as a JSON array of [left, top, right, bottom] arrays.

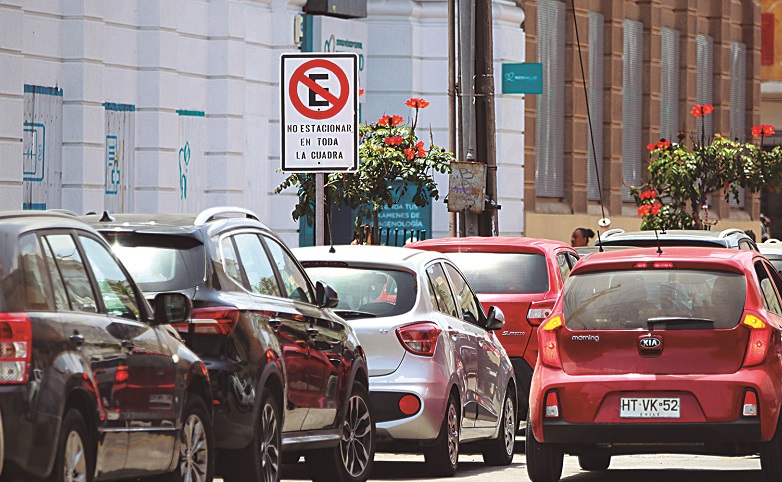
[[121, 339, 135, 351], [268, 318, 282, 331], [306, 327, 319, 339], [69, 332, 85, 347]]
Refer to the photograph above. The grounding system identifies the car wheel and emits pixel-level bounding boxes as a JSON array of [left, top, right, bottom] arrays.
[[48, 409, 93, 482], [577, 450, 611, 471], [525, 411, 563, 482], [162, 395, 214, 482], [306, 382, 375, 482], [222, 388, 282, 482], [761, 414, 782, 482], [481, 387, 516, 466], [424, 392, 460, 477]]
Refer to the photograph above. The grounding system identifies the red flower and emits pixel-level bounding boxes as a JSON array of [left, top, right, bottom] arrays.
[[405, 97, 430, 109], [647, 143, 657, 152], [377, 115, 392, 126], [391, 114, 404, 126], [702, 104, 714, 115], [659, 140, 671, 149], [404, 147, 415, 160], [383, 136, 404, 146], [359, 89, 365, 97], [765, 124, 776, 136], [416, 140, 426, 157], [690, 104, 703, 118], [650, 203, 661, 215], [638, 205, 651, 217]]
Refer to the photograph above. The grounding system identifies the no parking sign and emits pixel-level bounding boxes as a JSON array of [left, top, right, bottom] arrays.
[[280, 53, 358, 172]]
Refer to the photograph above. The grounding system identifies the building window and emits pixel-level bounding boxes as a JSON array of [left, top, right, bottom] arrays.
[[730, 41, 747, 208], [535, 0, 565, 198], [696, 34, 714, 140], [587, 12, 604, 202], [660, 28, 680, 142], [622, 19, 643, 201]]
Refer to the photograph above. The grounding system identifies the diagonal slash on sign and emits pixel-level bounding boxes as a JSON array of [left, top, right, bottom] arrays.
[[289, 58, 350, 121]]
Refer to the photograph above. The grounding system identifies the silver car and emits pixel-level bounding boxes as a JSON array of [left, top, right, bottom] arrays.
[[293, 245, 517, 476]]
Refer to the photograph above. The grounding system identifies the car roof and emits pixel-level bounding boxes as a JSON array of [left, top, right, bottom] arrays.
[[570, 246, 755, 275], [293, 245, 447, 271], [408, 236, 573, 254], [0, 211, 100, 235], [596, 228, 755, 248]]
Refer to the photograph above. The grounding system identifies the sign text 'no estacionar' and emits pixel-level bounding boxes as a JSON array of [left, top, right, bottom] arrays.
[[280, 53, 359, 172]]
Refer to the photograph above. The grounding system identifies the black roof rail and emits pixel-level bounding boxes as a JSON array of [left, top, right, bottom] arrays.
[[194, 207, 260, 226]]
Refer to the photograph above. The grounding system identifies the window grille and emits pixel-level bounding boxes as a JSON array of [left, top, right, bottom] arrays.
[[587, 12, 605, 201], [696, 34, 714, 141], [730, 41, 747, 208], [660, 28, 680, 142], [622, 19, 643, 200]]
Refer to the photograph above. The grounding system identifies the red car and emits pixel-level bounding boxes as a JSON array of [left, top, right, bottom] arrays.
[[527, 246, 782, 482], [408, 236, 578, 418]]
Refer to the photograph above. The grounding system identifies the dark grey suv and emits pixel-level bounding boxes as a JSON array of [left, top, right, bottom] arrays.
[[84, 207, 375, 482]]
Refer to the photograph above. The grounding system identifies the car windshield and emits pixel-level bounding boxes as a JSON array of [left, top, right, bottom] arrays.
[[304, 266, 416, 318], [444, 252, 549, 294], [103, 233, 206, 292], [563, 269, 746, 330]]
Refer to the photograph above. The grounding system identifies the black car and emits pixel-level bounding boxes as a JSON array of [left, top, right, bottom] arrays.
[[85, 207, 375, 482], [0, 211, 213, 482]]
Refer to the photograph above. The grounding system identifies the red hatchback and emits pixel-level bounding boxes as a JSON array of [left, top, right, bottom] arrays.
[[408, 237, 578, 418], [527, 246, 782, 482]]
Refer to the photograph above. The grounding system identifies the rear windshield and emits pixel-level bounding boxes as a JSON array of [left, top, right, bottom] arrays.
[[304, 266, 416, 318], [563, 269, 746, 330], [102, 233, 206, 292], [444, 252, 549, 294]]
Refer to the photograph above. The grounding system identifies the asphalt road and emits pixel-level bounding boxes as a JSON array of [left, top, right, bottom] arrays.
[[211, 439, 767, 482]]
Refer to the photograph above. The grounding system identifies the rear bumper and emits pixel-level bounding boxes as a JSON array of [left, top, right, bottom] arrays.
[[543, 418, 761, 444]]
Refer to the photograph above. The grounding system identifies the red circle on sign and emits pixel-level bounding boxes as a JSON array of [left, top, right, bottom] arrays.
[[289, 58, 350, 120]]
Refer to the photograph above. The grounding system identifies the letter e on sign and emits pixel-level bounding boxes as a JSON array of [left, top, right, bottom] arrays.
[[280, 53, 358, 172]]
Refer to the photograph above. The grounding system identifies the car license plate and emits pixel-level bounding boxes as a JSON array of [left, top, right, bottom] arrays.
[[620, 398, 680, 418]]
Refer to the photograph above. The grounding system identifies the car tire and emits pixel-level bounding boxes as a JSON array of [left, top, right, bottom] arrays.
[[222, 388, 282, 482], [160, 395, 214, 482], [424, 392, 460, 477], [762, 414, 782, 482], [48, 409, 94, 482], [577, 451, 611, 471], [481, 388, 516, 466], [525, 411, 563, 482], [306, 382, 375, 482]]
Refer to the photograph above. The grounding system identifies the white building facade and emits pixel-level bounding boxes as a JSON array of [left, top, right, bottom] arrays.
[[0, 0, 525, 246]]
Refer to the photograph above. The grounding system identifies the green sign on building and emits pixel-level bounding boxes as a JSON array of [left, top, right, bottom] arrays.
[[501, 62, 543, 94]]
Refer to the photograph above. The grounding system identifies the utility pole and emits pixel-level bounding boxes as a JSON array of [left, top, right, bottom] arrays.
[[474, 0, 499, 236]]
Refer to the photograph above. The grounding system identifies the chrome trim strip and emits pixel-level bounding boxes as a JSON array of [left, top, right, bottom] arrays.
[[281, 432, 340, 446], [100, 426, 178, 433]]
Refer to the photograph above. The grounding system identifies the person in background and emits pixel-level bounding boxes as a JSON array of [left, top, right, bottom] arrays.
[[571, 227, 595, 247], [745, 229, 757, 242]]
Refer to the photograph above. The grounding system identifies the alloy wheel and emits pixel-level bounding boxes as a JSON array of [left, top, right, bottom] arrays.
[[260, 401, 280, 482], [502, 398, 515, 456], [446, 402, 459, 466], [64, 430, 87, 482], [178, 414, 209, 482], [340, 393, 373, 477]]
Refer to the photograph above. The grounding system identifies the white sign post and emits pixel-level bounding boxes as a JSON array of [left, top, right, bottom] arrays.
[[281, 53, 359, 172], [281, 53, 359, 245]]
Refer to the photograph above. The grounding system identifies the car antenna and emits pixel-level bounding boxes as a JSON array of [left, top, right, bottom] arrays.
[[571, 0, 606, 252], [654, 228, 663, 254], [99, 211, 115, 223]]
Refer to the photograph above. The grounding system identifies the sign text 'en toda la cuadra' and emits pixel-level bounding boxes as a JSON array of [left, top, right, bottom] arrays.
[[280, 53, 358, 172]]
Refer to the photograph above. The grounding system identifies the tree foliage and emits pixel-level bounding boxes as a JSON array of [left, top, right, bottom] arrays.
[[631, 104, 782, 230], [275, 98, 453, 240]]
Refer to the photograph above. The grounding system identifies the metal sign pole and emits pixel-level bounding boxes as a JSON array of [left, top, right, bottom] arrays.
[[315, 173, 325, 246]]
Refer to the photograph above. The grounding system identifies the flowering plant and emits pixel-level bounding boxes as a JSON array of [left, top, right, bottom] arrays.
[[275, 98, 454, 242], [631, 103, 782, 230]]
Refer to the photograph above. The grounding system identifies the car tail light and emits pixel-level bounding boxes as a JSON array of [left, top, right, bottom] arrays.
[[742, 389, 759, 417], [527, 300, 555, 326], [742, 313, 771, 367], [539, 315, 562, 368], [544, 391, 560, 418], [399, 394, 421, 415], [396, 322, 441, 357], [173, 307, 240, 336], [0, 314, 31, 384]]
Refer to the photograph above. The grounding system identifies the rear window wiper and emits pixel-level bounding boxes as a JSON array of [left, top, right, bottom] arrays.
[[647, 317, 716, 329], [334, 309, 377, 319]]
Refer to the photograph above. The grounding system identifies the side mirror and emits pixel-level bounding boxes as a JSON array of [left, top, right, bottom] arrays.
[[153, 292, 192, 324], [485, 306, 505, 331], [315, 281, 339, 309]]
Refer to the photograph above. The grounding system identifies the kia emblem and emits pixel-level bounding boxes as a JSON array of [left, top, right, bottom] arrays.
[[639, 336, 662, 349]]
